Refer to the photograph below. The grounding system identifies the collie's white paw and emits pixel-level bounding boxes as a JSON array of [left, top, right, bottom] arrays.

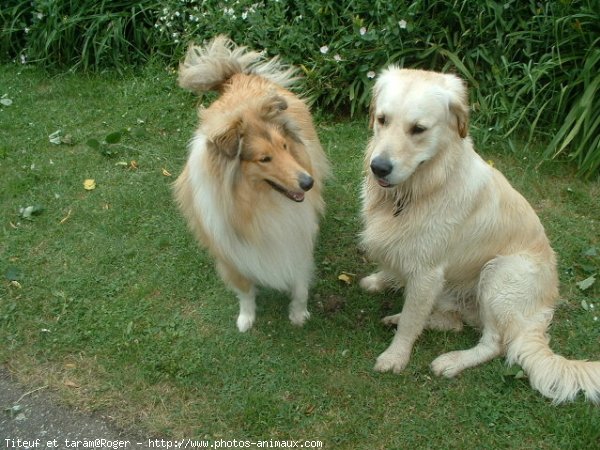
[[236, 313, 255, 332], [374, 350, 409, 374], [289, 308, 310, 327]]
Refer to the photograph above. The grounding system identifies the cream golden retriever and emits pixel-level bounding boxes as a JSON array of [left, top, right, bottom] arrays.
[[174, 36, 329, 332], [360, 67, 600, 403]]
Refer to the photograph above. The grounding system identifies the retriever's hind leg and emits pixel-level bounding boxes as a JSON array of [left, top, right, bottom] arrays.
[[383, 310, 463, 332], [431, 326, 502, 377], [431, 254, 548, 377], [384, 291, 463, 332]]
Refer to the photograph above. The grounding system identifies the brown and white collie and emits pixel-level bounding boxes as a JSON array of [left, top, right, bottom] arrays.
[[174, 36, 330, 332]]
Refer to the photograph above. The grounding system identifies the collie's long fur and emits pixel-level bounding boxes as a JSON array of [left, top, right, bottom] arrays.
[[360, 67, 600, 403], [174, 36, 329, 332]]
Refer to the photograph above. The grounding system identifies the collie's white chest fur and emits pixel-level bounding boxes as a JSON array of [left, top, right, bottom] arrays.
[[188, 135, 319, 291]]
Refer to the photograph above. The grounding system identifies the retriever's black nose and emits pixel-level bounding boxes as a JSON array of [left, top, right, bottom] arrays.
[[299, 173, 314, 191], [370, 156, 393, 178]]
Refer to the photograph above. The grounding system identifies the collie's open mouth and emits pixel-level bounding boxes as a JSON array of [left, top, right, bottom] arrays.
[[266, 180, 305, 202]]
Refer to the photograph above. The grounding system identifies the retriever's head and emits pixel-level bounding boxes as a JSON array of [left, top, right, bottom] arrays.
[[367, 68, 469, 187]]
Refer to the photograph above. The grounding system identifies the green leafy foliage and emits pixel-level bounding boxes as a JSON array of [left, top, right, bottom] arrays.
[[0, 0, 598, 177]]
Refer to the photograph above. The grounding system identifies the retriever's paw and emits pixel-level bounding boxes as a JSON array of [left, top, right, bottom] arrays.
[[374, 350, 409, 374], [236, 312, 255, 333], [382, 313, 402, 326], [360, 273, 386, 293], [431, 352, 463, 378], [289, 308, 310, 327]]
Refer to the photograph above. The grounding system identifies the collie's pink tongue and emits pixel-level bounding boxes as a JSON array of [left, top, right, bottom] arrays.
[[378, 178, 391, 187], [289, 192, 305, 202]]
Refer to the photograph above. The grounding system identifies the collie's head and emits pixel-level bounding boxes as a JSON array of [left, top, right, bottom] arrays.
[[367, 68, 469, 188], [200, 93, 314, 202]]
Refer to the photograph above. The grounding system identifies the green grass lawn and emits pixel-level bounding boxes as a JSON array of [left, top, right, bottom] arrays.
[[1, 64, 599, 448]]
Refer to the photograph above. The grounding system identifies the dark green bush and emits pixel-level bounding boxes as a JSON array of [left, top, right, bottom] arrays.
[[0, 0, 158, 70], [1, 0, 598, 177]]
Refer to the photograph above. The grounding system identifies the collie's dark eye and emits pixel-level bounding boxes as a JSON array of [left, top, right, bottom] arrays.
[[377, 115, 387, 126], [411, 124, 427, 135], [259, 155, 272, 163]]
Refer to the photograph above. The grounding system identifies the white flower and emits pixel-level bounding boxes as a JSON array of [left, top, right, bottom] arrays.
[[242, 11, 248, 20], [320, 45, 329, 54], [360, 27, 367, 35], [20, 54, 27, 64], [334, 54, 342, 62], [24, 27, 30, 34], [367, 71, 376, 79], [399, 19, 407, 29]]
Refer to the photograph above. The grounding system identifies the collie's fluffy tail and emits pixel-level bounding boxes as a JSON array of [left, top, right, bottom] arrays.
[[178, 35, 298, 94], [507, 325, 600, 404]]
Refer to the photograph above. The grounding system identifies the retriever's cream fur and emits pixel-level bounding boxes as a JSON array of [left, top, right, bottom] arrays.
[[360, 67, 600, 403], [174, 36, 329, 332]]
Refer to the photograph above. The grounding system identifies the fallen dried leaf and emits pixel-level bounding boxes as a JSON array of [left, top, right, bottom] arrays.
[[337, 272, 355, 285], [83, 179, 96, 190], [64, 380, 80, 388], [59, 209, 72, 224], [162, 168, 172, 177], [48, 130, 62, 145], [576, 275, 596, 292]]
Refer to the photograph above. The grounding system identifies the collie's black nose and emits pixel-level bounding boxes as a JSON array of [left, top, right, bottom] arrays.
[[299, 173, 314, 192], [370, 156, 393, 178]]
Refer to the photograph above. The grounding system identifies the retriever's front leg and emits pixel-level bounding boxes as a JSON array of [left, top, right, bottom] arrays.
[[374, 268, 444, 373]]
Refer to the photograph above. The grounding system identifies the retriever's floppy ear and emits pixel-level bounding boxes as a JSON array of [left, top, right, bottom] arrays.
[[445, 74, 469, 138], [368, 84, 380, 129]]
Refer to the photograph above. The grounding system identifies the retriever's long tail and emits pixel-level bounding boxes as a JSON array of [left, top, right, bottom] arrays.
[[507, 324, 600, 404], [178, 35, 298, 94]]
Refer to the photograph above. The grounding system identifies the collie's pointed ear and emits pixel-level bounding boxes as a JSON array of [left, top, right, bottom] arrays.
[[261, 93, 288, 119], [445, 74, 469, 138], [205, 116, 243, 159]]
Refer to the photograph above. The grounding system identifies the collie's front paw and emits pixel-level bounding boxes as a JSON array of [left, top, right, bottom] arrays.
[[289, 308, 310, 327], [374, 350, 409, 374], [236, 313, 255, 332]]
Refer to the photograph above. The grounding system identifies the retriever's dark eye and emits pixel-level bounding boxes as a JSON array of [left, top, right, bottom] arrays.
[[259, 155, 272, 163], [283, 142, 288, 150], [411, 124, 427, 135], [377, 115, 387, 126]]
